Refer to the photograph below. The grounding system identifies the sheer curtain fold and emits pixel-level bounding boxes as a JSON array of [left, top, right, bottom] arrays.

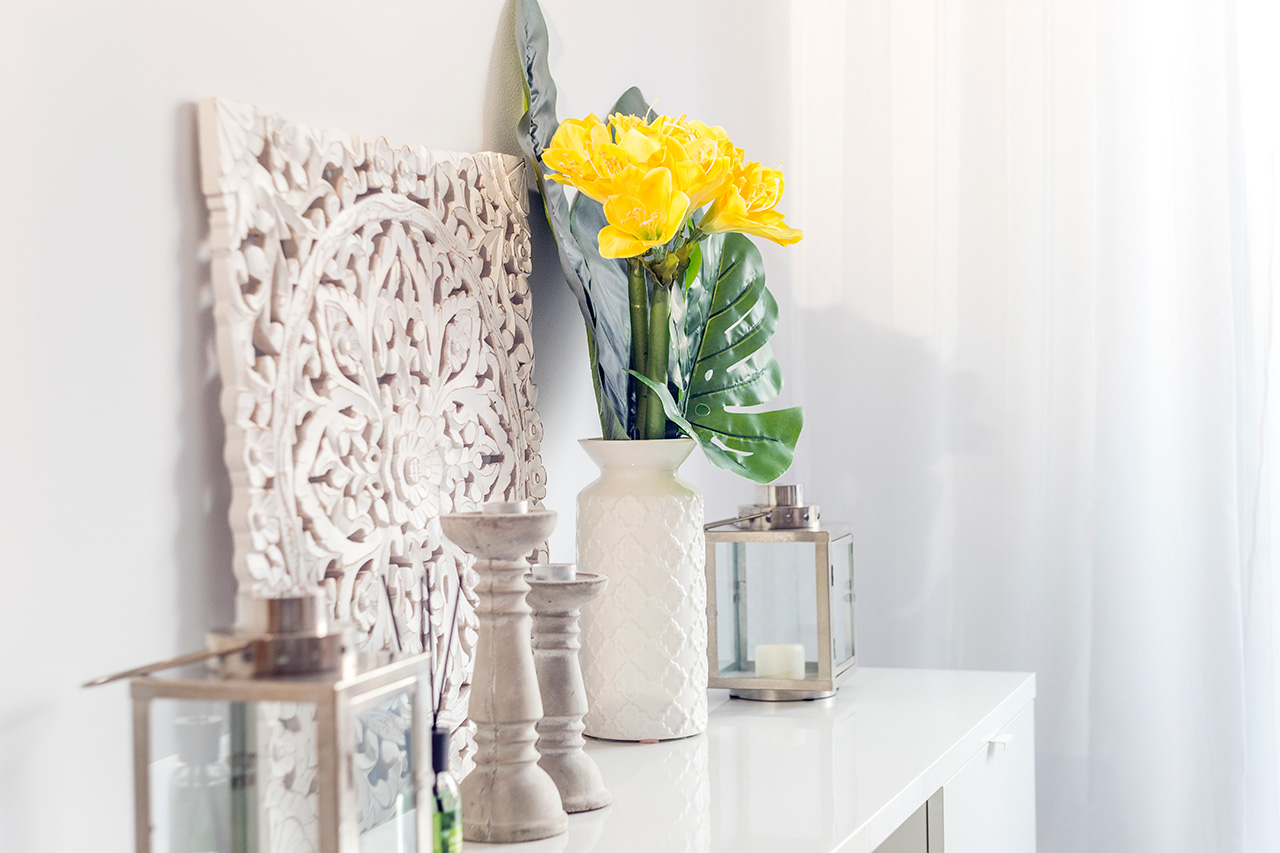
[[790, 1, 1279, 850]]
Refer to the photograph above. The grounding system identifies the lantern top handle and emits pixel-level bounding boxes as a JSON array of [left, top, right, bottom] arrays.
[[83, 641, 253, 687], [704, 508, 774, 531], [85, 594, 355, 687], [703, 483, 822, 532]]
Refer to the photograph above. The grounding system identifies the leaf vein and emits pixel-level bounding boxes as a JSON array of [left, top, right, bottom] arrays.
[[707, 272, 756, 322], [696, 313, 767, 364], [692, 423, 787, 446]]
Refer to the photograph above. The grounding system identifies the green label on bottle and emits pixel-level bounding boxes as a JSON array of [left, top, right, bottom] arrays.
[[433, 804, 461, 853]]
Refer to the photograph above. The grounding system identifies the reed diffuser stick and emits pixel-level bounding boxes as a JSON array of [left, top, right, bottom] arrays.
[[381, 575, 403, 655], [436, 584, 464, 720], [422, 573, 438, 727]]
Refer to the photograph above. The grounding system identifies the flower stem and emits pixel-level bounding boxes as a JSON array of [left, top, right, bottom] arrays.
[[644, 278, 671, 440], [627, 258, 649, 438]]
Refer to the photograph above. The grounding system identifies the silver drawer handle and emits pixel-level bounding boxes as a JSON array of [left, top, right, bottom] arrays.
[[988, 733, 1014, 748]]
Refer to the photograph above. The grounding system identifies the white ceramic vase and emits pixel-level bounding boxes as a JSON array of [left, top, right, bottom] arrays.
[[576, 438, 708, 741]]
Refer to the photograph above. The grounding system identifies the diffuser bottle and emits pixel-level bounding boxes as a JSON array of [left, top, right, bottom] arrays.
[[430, 727, 462, 853]]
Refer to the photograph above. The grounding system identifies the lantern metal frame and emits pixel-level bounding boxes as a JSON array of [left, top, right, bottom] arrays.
[[129, 651, 434, 853], [704, 523, 856, 700]]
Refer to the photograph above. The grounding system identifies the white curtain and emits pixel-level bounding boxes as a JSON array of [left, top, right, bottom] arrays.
[[787, 1, 1280, 850]]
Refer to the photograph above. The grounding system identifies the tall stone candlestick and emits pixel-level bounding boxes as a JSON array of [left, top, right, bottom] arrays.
[[526, 570, 612, 813], [439, 506, 567, 843]]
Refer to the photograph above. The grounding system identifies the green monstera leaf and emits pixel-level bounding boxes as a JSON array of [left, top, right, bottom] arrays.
[[633, 234, 802, 483]]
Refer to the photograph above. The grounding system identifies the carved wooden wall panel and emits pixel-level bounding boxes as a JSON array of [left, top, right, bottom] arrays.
[[197, 98, 545, 849]]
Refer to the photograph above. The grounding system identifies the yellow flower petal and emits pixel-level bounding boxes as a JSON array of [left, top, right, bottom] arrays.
[[591, 142, 636, 175], [547, 115, 603, 152], [686, 119, 730, 144], [546, 171, 612, 204], [598, 224, 652, 259], [615, 128, 661, 163], [609, 112, 650, 138], [735, 210, 805, 245], [634, 168, 691, 242], [699, 186, 747, 233]]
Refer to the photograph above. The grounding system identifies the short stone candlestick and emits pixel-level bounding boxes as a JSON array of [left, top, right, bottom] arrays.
[[439, 505, 567, 843], [526, 568, 612, 813]]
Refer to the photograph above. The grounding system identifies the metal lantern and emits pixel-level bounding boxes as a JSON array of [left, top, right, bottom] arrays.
[[89, 595, 436, 853], [704, 485, 856, 700]]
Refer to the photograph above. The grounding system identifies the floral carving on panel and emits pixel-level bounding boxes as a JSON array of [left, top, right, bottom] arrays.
[[197, 99, 546, 830]]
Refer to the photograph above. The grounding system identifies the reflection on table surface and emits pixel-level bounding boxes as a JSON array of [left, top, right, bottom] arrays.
[[467, 687, 857, 853], [467, 668, 1036, 853]]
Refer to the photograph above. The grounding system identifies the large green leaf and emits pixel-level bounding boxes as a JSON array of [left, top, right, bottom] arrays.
[[567, 190, 633, 423], [515, 0, 628, 438], [659, 234, 803, 483]]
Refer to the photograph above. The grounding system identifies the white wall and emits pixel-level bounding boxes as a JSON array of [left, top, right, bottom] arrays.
[[0, 2, 796, 849]]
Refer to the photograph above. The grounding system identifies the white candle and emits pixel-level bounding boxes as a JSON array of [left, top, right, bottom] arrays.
[[483, 500, 530, 514], [532, 563, 577, 581], [755, 643, 806, 680]]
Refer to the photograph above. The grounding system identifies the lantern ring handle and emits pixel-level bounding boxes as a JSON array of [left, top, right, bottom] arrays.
[[703, 509, 774, 531], [82, 641, 253, 688]]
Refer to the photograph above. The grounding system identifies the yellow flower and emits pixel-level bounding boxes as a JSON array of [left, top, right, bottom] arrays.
[[626, 116, 733, 211], [545, 115, 630, 202], [545, 114, 667, 203], [546, 111, 796, 254], [544, 114, 605, 182], [698, 160, 803, 246], [668, 135, 732, 210], [598, 167, 691, 259]]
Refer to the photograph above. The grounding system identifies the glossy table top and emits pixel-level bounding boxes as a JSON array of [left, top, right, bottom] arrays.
[[468, 667, 1036, 853]]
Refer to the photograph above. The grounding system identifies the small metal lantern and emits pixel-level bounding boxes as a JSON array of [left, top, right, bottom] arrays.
[[704, 485, 856, 700], [89, 595, 436, 853]]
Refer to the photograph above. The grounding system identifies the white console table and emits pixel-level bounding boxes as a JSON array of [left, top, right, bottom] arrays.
[[469, 667, 1036, 853]]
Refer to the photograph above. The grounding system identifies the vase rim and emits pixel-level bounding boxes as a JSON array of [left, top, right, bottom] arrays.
[[578, 437, 696, 470]]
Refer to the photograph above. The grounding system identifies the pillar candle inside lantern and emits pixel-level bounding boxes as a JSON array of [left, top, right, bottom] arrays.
[[755, 643, 806, 680]]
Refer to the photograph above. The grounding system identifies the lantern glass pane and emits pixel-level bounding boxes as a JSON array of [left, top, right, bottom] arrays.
[[148, 697, 324, 853], [350, 683, 420, 852], [830, 535, 856, 666], [714, 540, 821, 680]]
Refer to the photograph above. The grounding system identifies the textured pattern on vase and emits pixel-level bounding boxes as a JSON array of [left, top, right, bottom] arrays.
[[578, 492, 708, 740]]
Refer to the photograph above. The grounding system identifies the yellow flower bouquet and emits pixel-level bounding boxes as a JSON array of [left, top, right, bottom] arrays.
[[516, 5, 803, 483]]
